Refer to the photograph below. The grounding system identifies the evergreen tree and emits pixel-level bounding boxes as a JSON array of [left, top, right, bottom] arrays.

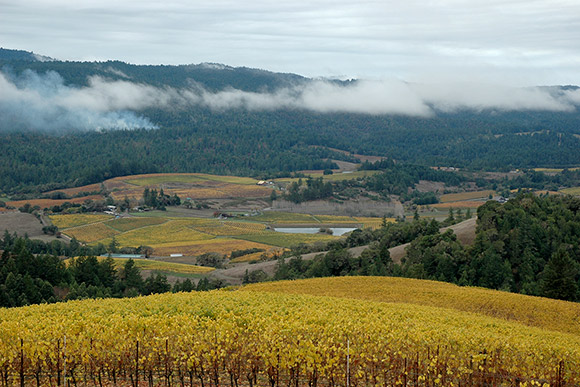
[[540, 248, 579, 301]]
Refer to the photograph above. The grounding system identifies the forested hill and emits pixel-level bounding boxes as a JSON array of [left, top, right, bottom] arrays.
[[2, 49, 580, 194], [0, 51, 310, 91], [0, 48, 53, 62]]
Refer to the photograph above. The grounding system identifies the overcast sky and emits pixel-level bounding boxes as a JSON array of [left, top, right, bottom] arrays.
[[1, 0, 579, 85]]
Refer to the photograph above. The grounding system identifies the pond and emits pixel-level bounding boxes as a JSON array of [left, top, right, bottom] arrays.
[[101, 254, 145, 259], [273, 227, 357, 236]]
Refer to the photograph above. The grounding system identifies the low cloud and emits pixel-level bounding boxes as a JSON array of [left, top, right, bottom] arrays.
[[0, 69, 578, 132], [0, 70, 158, 132]]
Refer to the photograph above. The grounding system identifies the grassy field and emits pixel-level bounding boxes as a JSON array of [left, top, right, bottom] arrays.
[[439, 190, 495, 203], [237, 232, 338, 248], [105, 217, 167, 232], [250, 211, 319, 223]]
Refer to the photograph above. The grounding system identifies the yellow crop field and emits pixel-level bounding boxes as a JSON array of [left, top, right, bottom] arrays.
[[440, 190, 494, 203], [65, 256, 214, 274], [100, 220, 214, 247], [116, 258, 214, 274], [561, 186, 580, 195], [64, 223, 119, 243], [193, 220, 268, 236], [237, 232, 338, 248], [244, 276, 580, 337], [534, 167, 580, 173], [50, 213, 113, 229], [0, 289, 578, 385], [105, 217, 167, 232], [152, 239, 272, 257]]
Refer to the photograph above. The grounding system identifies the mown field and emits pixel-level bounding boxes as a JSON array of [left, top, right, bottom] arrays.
[[439, 190, 495, 203], [0, 277, 578, 386]]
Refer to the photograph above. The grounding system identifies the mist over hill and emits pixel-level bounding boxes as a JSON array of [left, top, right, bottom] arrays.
[[2, 48, 580, 193]]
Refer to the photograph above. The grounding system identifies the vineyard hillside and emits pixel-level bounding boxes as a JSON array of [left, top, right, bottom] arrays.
[[1, 284, 579, 385], [243, 276, 580, 336]]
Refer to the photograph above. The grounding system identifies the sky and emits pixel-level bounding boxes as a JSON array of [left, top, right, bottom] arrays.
[[1, 0, 580, 85]]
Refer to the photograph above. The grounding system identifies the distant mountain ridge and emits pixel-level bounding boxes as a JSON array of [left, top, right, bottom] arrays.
[[0, 48, 313, 92]]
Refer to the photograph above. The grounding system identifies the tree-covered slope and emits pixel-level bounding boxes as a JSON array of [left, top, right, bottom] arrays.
[[2, 55, 580, 194]]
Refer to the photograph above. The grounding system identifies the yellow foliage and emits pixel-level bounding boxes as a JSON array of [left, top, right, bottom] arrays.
[[0, 289, 578, 385], [243, 277, 580, 337], [152, 239, 272, 257]]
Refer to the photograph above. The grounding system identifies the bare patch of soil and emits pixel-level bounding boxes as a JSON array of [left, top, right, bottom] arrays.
[[0, 212, 60, 242], [415, 180, 446, 193]]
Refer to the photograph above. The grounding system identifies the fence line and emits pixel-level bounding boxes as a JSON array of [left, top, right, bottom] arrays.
[[0, 337, 571, 387]]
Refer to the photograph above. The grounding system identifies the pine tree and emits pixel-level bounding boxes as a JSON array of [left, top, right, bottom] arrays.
[[540, 248, 579, 301]]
